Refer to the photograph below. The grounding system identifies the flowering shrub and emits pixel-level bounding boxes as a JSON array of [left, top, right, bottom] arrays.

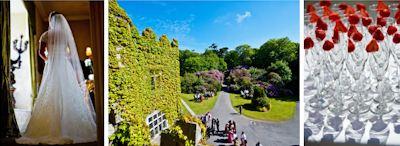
[[226, 68, 253, 92], [181, 70, 223, 94], [196, 70, 224, 83], [266, 84, 280, 98]]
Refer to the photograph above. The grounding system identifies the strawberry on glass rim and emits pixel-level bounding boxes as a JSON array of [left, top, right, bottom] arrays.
[[362, 17, 372, 27], [348, 39, 356, 53], [348, 14, 360, 25], [315, 28, 326, 41], [395, 10, 400, 20], [307, 4, 316, 13], [356, 3, 366, 11], [329, 13, 340, 22], [338, 3, 348, 10], [304, 37, 314, 49], [334, 20, 347, 33], [368, 25, 378, 35], [377, 17, 387, 27], [317, 18, 328, 30], [366, 39, 379, 53], [393, 33, 400, 44], [379, 9, 391, 18], [319, 0, 331, 7], [323, 40, 335, 51], [323, 6, 334, 17], [309, 12, 320, 23], [377, 0, 389, 12], [387, 26, 397, 35], [345, 5, 356, 16], [333, 29, 340, 44], [352, 31, 363, 42], [359, 9, 370, 18], [373, 29, 385, 41], [348, 25, 357, 37]]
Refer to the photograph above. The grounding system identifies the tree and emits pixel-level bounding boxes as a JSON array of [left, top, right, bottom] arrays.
[[224, 50, 240, 69], [254, 37, 298, 69], [179, 50, 200, 75], [267, 61, 292, 84], [181, 53, 227, 74], [235, 44, 256, 67], [217, 47, 229, 58]]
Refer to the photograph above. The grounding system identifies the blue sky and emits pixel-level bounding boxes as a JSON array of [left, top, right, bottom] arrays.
[[119, 1, 299, 52]]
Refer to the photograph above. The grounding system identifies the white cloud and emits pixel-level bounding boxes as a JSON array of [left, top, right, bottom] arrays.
[[236, 11, 251, 23]]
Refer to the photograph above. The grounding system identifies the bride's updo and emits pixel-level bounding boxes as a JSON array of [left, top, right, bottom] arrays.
[[49, 11, 61, 29]]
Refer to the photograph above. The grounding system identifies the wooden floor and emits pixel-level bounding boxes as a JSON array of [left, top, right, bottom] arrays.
[[0, 138, 97, 146]]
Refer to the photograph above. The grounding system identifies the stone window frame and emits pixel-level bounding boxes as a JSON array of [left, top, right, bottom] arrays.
[[146, 110, 168, 138]]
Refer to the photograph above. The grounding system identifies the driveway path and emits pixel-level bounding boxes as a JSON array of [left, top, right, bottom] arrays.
[[206, 91, 299, 146]]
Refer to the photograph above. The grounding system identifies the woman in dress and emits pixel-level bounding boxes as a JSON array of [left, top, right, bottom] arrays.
[[16, 11, 96, 144]]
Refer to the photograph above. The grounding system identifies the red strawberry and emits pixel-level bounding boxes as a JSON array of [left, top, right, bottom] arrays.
[[348, 39, 355, 53], [379, 9, 390, 17], [339, 3, 348, 10], [359, 9, 370, 17], [316, 18, 328, 30], [309, 12, 319, 23], [366, 39, 379, 52], [345, 6, 356, 15], [397, 18, 400, 24], [323, 6, 333, 17], [348, 14, 360, 24], [393, 33, 400, 44], [307, 4, 316, 13], [323, 40, 334, 51], [348, 25, 357, 37], [395, 10, 400, 20], [333, 29, 340, 44], [377, 1, 389, 11], [388, 26, 397, 35], [362, 17, 372, 26], [368, 25, 378, 34], [373, 29, 385, 41], [304, 37, 314, 49], [315, 29, 326, 40], [334, 20, 347, 32], [377, 17, 386, 27], [356, 3, 366, 11], [320, 0, 331, 7], [352, 31, 363, 42], [329, 13, 340, 22]]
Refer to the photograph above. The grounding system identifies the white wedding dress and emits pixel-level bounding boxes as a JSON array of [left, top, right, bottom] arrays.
[[15, 14, 97, 144]]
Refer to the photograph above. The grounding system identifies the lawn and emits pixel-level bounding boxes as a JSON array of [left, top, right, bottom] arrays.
[[180, 92, 220, 115], [229, 93, 297, 122]]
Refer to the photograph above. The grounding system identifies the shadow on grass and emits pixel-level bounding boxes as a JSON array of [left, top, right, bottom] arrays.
[[235, 103, 259, 111], [270, 96, 298, 102]]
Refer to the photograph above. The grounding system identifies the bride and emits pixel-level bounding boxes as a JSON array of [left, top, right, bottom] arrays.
[[16, 12, 97, 144]]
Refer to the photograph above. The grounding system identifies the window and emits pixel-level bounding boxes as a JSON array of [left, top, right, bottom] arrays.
[[151, 76, 156, 90], [146, 110, 168, 139]]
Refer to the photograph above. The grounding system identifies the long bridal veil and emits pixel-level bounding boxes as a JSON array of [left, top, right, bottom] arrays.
[[16, 13, 96, 144]]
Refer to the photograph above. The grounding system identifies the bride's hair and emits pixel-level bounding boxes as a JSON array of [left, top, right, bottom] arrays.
[[49, 11, 61, 18]]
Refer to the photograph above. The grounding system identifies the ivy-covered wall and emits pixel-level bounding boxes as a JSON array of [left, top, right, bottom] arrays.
[[108, 0, 181, 145]]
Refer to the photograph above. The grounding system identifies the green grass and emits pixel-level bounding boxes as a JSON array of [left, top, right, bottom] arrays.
[[229, 93, 296, 122], [180, 92, 220, 115]]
